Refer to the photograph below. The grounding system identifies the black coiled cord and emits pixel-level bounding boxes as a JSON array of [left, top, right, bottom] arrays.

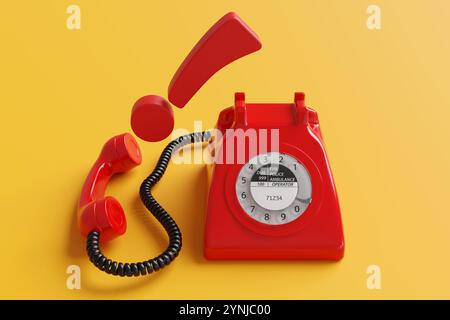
[[86, 131, 212, 277]]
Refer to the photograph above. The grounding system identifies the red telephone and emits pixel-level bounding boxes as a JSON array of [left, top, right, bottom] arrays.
[[79, 12, 344, 277], [205, 93, 344, 260]]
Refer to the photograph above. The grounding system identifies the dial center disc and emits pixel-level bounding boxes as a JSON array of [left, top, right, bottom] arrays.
[[235, 152, 313, 226], [249, 164, 298, 211]]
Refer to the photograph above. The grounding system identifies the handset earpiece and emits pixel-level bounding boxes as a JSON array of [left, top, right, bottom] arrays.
[[78, 133, 142, 242]]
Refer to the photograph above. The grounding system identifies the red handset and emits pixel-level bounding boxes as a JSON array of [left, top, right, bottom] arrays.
[[79, 131, 210, 277], [78, 133, 142, 242]]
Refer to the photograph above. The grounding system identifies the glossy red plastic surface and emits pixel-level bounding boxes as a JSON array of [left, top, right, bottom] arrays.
[[205, 93, 344, 260], [78, 133, 142, 242], [168, 12, 262, 108], [131, 95, 174, 142]]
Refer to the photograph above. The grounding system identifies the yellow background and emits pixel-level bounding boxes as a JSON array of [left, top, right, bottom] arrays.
[[1, 0, 449, 299]]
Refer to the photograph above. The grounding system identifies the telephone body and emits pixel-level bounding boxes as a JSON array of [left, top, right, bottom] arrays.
[[205, 92, 344, 260]]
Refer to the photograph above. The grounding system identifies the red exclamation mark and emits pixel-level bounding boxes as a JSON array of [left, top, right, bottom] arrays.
[[131, 12, 262, 142]]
